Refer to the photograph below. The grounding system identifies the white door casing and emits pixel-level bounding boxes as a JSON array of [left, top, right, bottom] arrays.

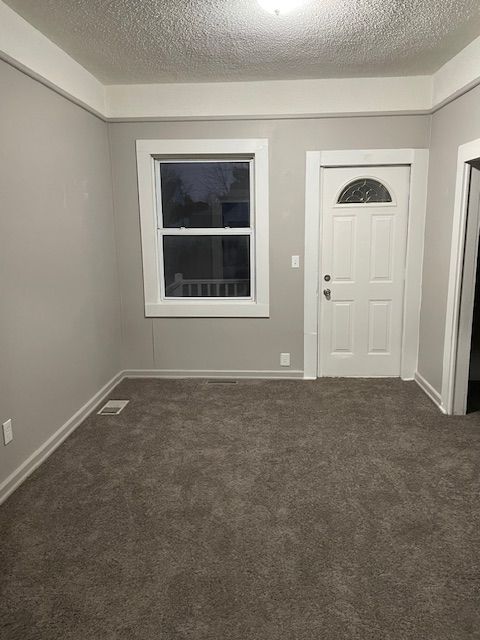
[[451, 165, 480, 414], [304, 149, 429, 382], [318, 166, 411, 377], [442, 138, 480, 415]]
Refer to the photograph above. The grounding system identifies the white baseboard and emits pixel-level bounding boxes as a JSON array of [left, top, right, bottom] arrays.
[[414, 371, 447, 413], [0, 371, 124, 505], [122, 368, 304, 380]]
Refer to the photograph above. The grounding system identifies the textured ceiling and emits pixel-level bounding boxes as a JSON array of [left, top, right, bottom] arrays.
[[5, 0, 480, 84]]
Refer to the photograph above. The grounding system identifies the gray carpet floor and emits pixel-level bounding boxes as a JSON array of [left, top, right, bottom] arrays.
[[1, 378, 480, 639]]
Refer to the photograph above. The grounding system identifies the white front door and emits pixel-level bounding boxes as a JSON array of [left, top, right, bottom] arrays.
[[318, 165, 410, 377]]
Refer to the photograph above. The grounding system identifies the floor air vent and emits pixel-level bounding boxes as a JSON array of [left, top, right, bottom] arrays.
[[206, 380, 238, 385], [97, 400, 129, 415]]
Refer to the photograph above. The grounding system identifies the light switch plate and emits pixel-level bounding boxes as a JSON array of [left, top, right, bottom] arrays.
[[291, 255, 300, 268], [3, 419, 13, 445]]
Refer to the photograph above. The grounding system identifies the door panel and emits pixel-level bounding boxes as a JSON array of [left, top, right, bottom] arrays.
[[331, 302, 354, 353], [368, 300, 391, 354], [370, 216, 394, 281], [319, 166, 410, 377], [332, 217, 356, 281]]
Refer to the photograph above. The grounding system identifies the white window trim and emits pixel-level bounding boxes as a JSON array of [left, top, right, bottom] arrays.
[[136, 138, 269, 317]]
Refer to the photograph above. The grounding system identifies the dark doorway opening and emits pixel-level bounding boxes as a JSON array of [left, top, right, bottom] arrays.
[[466, 160, 480, 413]]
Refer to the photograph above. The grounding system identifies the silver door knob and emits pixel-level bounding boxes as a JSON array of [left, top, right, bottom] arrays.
[[323, 289, 331, 300]]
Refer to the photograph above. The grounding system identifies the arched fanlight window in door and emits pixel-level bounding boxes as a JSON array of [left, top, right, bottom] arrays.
[[337, 178, 392, 204]]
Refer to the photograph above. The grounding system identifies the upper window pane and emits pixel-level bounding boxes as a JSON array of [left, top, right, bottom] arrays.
[[337, 178, 392, 204], [159, 161, 250, 228]]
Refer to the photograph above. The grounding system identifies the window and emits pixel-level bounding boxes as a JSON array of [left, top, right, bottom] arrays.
[[136, 139, 269, 317], [337, 178, 392, 204], [158, 161, 252, 299]]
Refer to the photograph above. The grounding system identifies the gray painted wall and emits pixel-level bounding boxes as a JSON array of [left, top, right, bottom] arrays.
[[418, 84, 480, 393], [0, 60, 121, 487], [7, 52, 473, 491], [109, 117, 430, 373]]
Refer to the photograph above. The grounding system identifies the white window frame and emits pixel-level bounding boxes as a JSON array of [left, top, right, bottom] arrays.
[[136, 139, 269, 318]]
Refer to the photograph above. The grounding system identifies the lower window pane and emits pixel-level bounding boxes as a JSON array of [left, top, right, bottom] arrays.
[[163, 235, 251, 298]]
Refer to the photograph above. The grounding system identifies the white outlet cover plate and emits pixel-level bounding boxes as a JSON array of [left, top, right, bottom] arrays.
[[291, 255, 300, 268], [280, 353, 291, 366], [3, 419, 13, 445]]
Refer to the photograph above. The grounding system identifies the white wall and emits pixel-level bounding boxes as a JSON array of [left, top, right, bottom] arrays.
[[105, 76, 433, 120]]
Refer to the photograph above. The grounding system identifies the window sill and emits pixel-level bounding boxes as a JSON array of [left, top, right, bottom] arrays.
[[145, 301, 269, 318]]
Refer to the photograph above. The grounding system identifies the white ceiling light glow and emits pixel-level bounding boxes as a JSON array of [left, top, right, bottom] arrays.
[[257, 0, 305, 15]]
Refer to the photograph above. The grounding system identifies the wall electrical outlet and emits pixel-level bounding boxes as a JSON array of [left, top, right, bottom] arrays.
[[2, 419, 13, 445], [291, 255, 300, 268], [280, 352, 291, 367]]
